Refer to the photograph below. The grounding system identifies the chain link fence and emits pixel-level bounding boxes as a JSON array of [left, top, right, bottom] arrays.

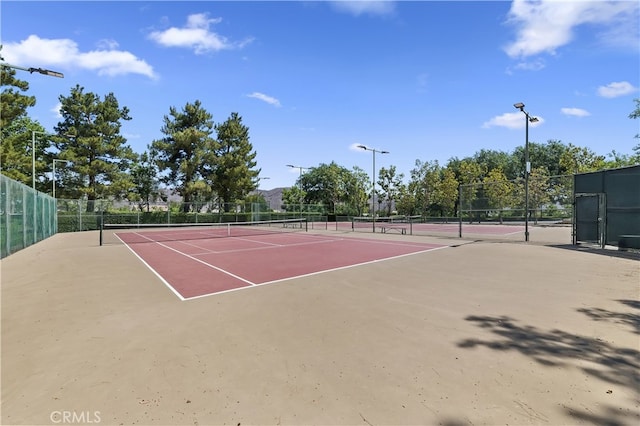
[[56, 199, 336, 231], [459, 174, 574, 225], [1, 174, 57, 258]]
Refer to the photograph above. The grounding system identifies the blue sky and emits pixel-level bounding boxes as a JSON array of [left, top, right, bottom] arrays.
[[2, 0, 639, 189]]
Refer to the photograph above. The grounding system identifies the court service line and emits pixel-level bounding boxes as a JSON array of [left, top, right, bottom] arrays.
[[190, 237, 345, 256], [122, 233, 257, 289], [183, 245, 449, 301]]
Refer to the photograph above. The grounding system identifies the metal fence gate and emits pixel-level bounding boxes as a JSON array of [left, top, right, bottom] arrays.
[[573, 193, 606, 248]]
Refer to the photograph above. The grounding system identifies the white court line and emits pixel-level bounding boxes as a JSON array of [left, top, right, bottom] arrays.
[[115, 233, 186, 301], [117, 230, 448, 301], [119, 232, 257, 295], [183, 245, 449, 301], [166, 232, 345, 256], [185, 233, 435, 257], [190, 237, 343, 256]]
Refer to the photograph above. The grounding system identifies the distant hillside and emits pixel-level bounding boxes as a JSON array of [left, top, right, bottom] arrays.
[[255, 187, 285, 211]]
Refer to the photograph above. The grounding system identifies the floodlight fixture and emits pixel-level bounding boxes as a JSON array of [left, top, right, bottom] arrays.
[[513, 102, 525, 110], [30, 67, 64, 78], [1, 62, 64, 78], [286, 164, 308, 191]]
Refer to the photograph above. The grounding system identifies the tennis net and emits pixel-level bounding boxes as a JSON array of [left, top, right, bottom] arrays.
[[100, 218, 307, 245]]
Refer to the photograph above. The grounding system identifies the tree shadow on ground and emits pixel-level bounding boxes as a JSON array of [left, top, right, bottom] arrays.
[[456, 300, 640, 425], [577, 304, 640, 335]]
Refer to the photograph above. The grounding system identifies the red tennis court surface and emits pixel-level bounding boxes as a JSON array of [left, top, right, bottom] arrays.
[[117, 231, 446, 300]]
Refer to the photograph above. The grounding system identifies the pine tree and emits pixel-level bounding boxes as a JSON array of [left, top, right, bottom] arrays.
[[53, 85, 135, 209], [209, 112, 259, 212], [150, 100, 217, 212]]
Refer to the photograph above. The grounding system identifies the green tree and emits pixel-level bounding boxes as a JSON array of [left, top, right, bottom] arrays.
[[451, 159, 484, 222], [150, 100, 217, 212], [629, 98, 640, 139], [558, 143, 606, 174], [0, 61, 36, 130], [209, 112, 259, 212], [0, 56, 38, 181], [281, 186, 306, 211], [300, 162, 351, 213], [395, 184, 417, 217], [513, 140, 569, 178], [345, 166, 370, 216], [377, 165, 404, 216], [473, 149, 517, 180], [129, 151, 163, 212], [433, 167, 459, 219], [407, 160, 440, 216], [53, 85, 135, 209], [528, 167, 551, 223], [484, 168, 514, 224], [0, 116, 48, 188]]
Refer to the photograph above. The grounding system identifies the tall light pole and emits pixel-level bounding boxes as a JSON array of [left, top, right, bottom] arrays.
[[357, 144, 389, 233], [286, 164, 308, 191], [513, 102, 539, 242], [52, 159, 70, 199]]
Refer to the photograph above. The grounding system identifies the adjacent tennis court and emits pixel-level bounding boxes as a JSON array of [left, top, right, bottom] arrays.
[[105, 219, 445, 300]]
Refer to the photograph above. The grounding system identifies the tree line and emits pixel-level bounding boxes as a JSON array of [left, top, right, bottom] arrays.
[[1, 63, 639, 217]]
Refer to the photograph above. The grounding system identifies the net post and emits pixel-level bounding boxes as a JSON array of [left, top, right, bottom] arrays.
[[99, 213, 104, 246]]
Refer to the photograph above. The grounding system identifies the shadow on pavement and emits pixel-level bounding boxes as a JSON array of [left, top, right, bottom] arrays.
[[548, 244, 640, 260], [456, 300, 640, 425]]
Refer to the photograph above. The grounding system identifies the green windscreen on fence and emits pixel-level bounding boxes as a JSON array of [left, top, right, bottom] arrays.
[[1, 174, 57, 258]]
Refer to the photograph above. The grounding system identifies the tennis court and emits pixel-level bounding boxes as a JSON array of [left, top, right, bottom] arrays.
[[104, 219, 445, 299], [2, 225, 639, 426]]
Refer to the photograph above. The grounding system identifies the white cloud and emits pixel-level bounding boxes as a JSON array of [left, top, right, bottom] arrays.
[[50, 102, 62, 118], [513, 58, 546, 71], [561, 107, 590, 117], [597, 81, 637, 98], [148, 13, 253, 54], [329, 0, 395, 17], [504, 0, 639, 58], [247, 92, 281, 107], [2, 35, 156, 79], [482, 112, 544, 130], [96, 39, 119, 50]]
